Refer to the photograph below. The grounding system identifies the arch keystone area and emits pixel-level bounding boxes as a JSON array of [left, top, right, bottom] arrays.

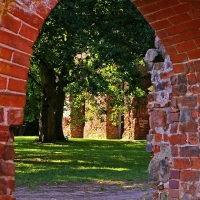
[[0, 0, 200, 199]]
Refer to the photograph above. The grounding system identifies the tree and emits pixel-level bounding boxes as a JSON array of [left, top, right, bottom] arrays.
[[29, 0, 154, 142]]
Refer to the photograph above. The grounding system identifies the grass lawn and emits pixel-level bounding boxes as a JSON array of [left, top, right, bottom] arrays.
[[14, 137, 150, 187]]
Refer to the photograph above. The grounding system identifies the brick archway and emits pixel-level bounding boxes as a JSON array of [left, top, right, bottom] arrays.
[[0, 0, 200, 199]]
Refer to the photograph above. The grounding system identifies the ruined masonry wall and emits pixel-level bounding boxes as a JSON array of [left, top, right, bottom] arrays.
[[146, 36, 200, 199]]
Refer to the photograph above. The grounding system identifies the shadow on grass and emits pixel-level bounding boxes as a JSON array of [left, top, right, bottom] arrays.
[[15, 137, 150, 187]]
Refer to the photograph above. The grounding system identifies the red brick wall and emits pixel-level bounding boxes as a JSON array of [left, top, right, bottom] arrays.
[[0, 0, 200, 199], [123, 98, 149, 140], [0, 1, 58, 199]]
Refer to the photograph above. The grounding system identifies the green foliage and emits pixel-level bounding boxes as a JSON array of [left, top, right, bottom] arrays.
[[26, 0, 154, 126], [15, 137, 150, 187], [24, 64, 41, 122]]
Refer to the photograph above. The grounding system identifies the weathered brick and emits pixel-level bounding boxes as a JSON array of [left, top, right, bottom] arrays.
[[0, 77, 7, 90], [180, 170, 200, 181], [169, 13, 191, 25], [169, 134, 187, 145], [1, 162, 15, 176], [1, 13, 21, 33], [172, 85, 187, 96], [176, 40, 196, 53], [169, 180, 179, 189], [170, 75, 178, 85], [47, 0, 59, 8], [0, 61, 29, 80], [12, 51, 31, 67], [0, 126, 9, 133], [190, 109, 198, 120], [170, 53, 188, 63], [194, 60, 200, 72], [0, 179, 7, 195], [153, 145, 160, 153], [171, 145, 178, 157], [150, 110, 166, 128], [169, 189, 179, 198], [188, 48, 200, 60], [163, 134, 169, 142], [184, 18, 200, 30], [162, 35, 182, 46], [3, 144, 15, 160], [154, 133, 162, 142], [189, 9, 200, 19], [179, 122, 197, 133], [191, 85, 200, 94], [0, 94, 26, 107], [173, 64, 185, 73], [6, 179, 15, 195], [169, 113, 179, 122], [180, 146, 200, 157], [171, 97, 177, 108], [165, 46, 177, 55], [188, 133, 198, 145], [156, 30, 168, 40], [191, 158, 200, 169], [178, 96, 197, 107], [144, 14, 156, 23], [170, 122, 178, 134], [184, 61, 195, 74], [19, 23, 39, 42], [0, 47, 13, 61], [174, 158, 191, 169], [0, 131, 10, 142], [154, 8, 176, 21], [0, 108, 4, 123], [187, 73, 196, 85], [188, 185, 196, 196], [35, 3, 51, 19], [196, 72, 200, 82], [139, 3, 160, 15], [170, 170, 180, 179], [8, 78, 27, 93], [0, 30, 33, 54], [0, 143, 5, 159], [9, 6, 44, 29], [7, 109, 24, 125], [160, 70, 174, 79], [156, 0, 180, 10], [195, 38, 200, 47], [177, 73, 187, 84]]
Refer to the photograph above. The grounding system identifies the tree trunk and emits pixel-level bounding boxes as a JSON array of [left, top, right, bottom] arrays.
[[54, 82, 66, 141], [39, 61, 56, 143]]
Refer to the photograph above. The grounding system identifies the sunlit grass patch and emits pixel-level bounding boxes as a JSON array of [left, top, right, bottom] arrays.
[[14, 137, 150, 187]]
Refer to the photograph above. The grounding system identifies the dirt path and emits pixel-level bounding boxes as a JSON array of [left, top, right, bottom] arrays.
[[15, 182, 155, 200]]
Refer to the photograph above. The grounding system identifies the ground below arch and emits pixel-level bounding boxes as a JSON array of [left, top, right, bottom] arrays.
[[15, 181, 155, 200]]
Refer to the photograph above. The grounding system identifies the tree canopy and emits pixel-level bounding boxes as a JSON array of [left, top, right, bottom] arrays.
[[25, 0, 155, 142]]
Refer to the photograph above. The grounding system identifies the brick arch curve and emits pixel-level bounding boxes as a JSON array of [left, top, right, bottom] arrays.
[[0, 0, 200, 199]]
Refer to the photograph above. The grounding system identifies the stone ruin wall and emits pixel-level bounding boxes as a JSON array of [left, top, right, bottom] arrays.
[[63, 95, 150, 140], [145, 35, 200, 199]]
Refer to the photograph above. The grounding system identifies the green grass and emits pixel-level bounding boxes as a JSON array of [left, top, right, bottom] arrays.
[[14, 137, 150, 187]]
